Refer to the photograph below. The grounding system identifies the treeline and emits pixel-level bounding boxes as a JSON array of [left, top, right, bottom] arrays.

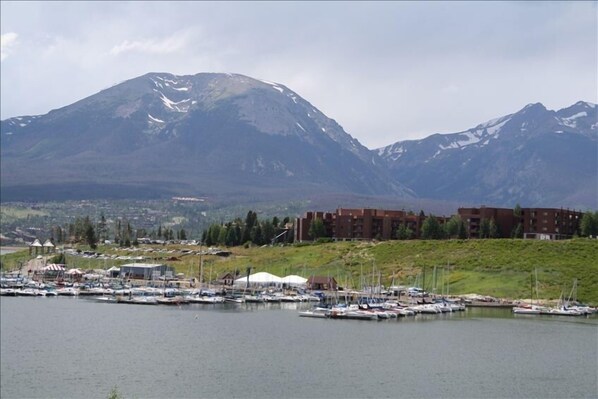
[[202, 211, 294, 247], [48, 213, 189, 249]]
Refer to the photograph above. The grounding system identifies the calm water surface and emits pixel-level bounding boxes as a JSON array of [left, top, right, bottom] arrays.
[[1, 297, 596, 399]]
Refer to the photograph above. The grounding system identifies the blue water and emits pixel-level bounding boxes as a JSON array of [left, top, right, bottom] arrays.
[[1, 297, 597, 399]]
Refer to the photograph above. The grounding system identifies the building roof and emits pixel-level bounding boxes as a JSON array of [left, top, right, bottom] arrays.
[[120, 263, 168, 269], [308, 276, 337, 284]]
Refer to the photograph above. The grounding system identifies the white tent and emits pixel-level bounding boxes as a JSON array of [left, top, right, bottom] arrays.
[[234, 272, 282, 286], [42, 264, 65, 271], [281, 275, 308, 286], [66, 268, 84, 275]]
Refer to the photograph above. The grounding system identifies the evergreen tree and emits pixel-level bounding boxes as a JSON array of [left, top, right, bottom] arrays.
[[513, 203, 522, 218], [308, 218, 326, 240], [250, 224, 264, 245], [421, 216, 444, 240], [218, 225, 228, 245], [444, 216, 461, 239], [225, 227, 238, 246], [489, 219, 500, 238], [97, 212, 108, 242], [479, 219, 491, 238], [457, 220, 468, 239], [85, 223, 98, 249], [272, 216, 280, 228], [262, 220, 275, 244], [209, 224, 221, 245], [179, 229, 187, 240]]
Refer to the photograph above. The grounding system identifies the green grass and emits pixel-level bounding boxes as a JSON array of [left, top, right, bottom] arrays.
[[2, 238, 597, 304]]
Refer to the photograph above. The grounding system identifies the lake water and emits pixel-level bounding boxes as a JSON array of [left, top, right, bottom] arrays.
[[1, 297, 596, 399]]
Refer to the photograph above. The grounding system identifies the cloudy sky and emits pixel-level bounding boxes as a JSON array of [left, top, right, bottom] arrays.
[[1, 1, 596, 148]]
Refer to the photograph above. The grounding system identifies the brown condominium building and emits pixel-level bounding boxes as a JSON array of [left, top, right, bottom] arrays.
[[295, 206, 584, 242], [295, 208, 440, 242], [458, 206, 584, 240]]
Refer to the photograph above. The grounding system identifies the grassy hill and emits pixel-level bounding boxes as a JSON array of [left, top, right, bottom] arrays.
[[2, 238, 597, 304]]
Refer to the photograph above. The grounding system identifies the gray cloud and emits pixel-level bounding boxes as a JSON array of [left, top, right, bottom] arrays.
[[1, 1, 596, 148]]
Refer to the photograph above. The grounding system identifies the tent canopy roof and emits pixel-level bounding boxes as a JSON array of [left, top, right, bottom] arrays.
[[234, 271, 282, 284], [281, 275, 307, 284]]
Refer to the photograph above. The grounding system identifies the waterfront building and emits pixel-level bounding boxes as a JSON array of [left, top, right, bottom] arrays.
[[119, 263, 174, 280]]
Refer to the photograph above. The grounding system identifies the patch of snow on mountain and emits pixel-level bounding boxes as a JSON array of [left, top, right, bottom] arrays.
[[558, 111, 588, 128], [439, 142, 459, 150], [259, 79, 284, 93], [150, 78, 163, 89], [564, 111, 587, 120], [321, 128, 326, 132], [296, 122, 306, 132], [486, 118, 510, 135], [385, 145, 405, 161], [148, 114, 165, 123], [171, 86, 189, 91], [154, 89, 190, 112]]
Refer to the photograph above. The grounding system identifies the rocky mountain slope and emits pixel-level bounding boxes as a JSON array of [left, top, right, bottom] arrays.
[[1, 73, 410, 201], [378, 101, 597, 209]]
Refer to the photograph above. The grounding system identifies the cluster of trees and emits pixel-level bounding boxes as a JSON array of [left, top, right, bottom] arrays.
[[202, 211, 293, 247], [580, 211, 598, 237], [395, 215, 476, 240], [49, 213, 189, 248]]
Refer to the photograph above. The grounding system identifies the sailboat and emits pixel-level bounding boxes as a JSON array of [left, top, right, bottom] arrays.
[[513, 269, 544, 315]]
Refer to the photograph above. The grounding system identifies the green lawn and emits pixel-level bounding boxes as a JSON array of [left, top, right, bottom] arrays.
[[2, 238, 597, 304]]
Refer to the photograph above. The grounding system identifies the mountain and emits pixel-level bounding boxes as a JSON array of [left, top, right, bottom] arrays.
[[378, 101, 598, 209], [1, 72, 410, 202]]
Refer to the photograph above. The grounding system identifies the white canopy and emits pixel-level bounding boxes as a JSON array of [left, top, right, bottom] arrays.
[[281, 275, 308, 286], [234, 272, 282, 286], [42, 264, 65, 271], [66, 268, 84, 275]]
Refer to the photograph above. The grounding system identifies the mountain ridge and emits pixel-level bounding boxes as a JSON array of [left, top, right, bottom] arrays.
[[378, 101, 597, 209]]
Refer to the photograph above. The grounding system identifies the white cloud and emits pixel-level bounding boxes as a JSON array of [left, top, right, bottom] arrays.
[[110, 34, 188, 56], [1, 32, 18, 61]]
